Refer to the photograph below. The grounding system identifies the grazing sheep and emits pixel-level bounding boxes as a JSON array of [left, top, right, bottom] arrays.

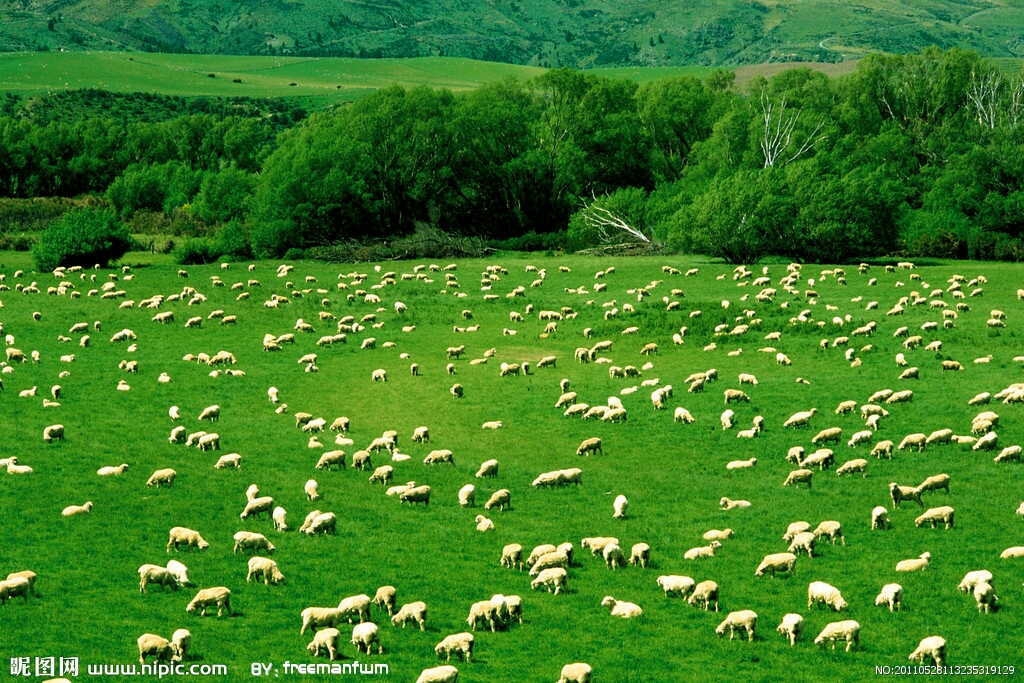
[[198, 405, 220, 422], [484, 489, 511, 511], [724, 389, 751, 404], [656, 575, 696, 598], [138, 633, 174, 665], [475, 459, 499, 478], [716, 610, 757, 641], [918, 473, 950, 494], [909, 636, 946, 667], [272, 506, 288, 532], [147, 468, 177, 488], [42, 424, 64, 443], [138, 564, 179, 593], [531, 567, 568, 595], [301, 607, 344, 634], [812, 427, 842, 445], [215, 453, 241, 469], [915, 506, 954, 529], [417, 665, 459, 683], [434, 632, 473, 662], [392, 601, 428, 631], [687, 580, 719, 611], [424, 449, 454, 466], [166, 527, 209, 553], [788, 532, 816, 557], [240, 496, 275, 520], [871, 440, 894, 459], [814, 620, 860, 652], [871, 506, 890, 530], [170, 628, 190, 662], [895, 552, 931, 572], [629, 543, 651, 568], [501, 544, 525, 571], [351, 622, 382, 654], [186, 587, 231, 617], [808, 581, 847, 611], [247, 556, 285, 585], [875, 583, 902, 612], [784, 469, 814, 488], [613, 494, 628, 519], [813, 521, 846, 545], [756, 552, 797, 578], [777, 613, 804, 646], [303, 512, 337, 535], [890, 483, 924, 508], [307, 627, 342, 661], [974, 581, 998, 613], [603, 542, 626, 569], [466, 600, 505, 632], [233, 531, 274, 555], [371, 586, 397, 617], [400, 485, 432, 506]]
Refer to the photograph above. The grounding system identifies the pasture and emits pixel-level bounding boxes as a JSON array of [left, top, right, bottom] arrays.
[[0, 251, 1023, 681]]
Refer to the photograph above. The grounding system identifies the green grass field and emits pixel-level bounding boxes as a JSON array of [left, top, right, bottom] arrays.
[[1, 251, 1023, 681]]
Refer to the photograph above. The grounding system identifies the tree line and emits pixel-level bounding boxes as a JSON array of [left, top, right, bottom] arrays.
[[4, 46, 1024, 265]]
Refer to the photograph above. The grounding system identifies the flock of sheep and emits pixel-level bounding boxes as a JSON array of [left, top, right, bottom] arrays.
[[1, 255, 1022, 681]]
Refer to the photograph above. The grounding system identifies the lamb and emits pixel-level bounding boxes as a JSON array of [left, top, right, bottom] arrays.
[[392, 600, 428, 631], [813, 520, 846, 545], [147, 468, 177, 488], [233, 532, 274, 556], [875, 583, 902, 612], [720, 497, 751, 510], [303, 512, 337, 535], [777, 613, 804, 646], [685, 541, 722, 560], [890, 483, 924, 508], [603, 542, 626, 569], [788, 532, 816, 557], [247, 556, 285, 585], [612, 494, 628, 518], [814, 620, 860, 652], [918, 473, 950, 494], [871, 506, 890, 530], [434, 632, 473, 662], [240, 496, 275, 520], [656, 575, 695, 598], [915, 506, 954, 529], [186, 586, 231, 617], [601, 596, 643, 618], [716, 610, 757, 641], [167, 527, 209, 553], [687, 580, 719, 611], [416, 665, 459, 683], [908, 636, 946, 667], [974, 580, 998, 613], [756, 552, 797, 578], [138, 633, 174, 665], [301, 607, 344, 634], [97, 463, 129, 476], [895, 552, 931, 572], [784, 469, 813, 489], [808, 581, 847, 611], [139, 564, 179, 593]]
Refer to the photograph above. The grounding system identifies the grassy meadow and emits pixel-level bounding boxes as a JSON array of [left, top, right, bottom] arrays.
[[0, 251, 1023, 681]]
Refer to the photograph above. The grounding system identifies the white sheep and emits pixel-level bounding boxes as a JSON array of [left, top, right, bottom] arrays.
[[307, 627, 342, 660], [908, 636, 946, 667], [915, 506, 954, 529], [875, 583, 903, 612], [416, 665, 459, 683], [716, 610, 757, 641], [814, 620, 860, 651], [871, 506, 890, 530], [146, 468, 177, 488], [186, 586, 231, 617], [303, 512, 337, 535], [434, 632, 473, 661], [808, 581, 847, 611], [755, 552, 796, 577], [684, 540, 722, 560], [656, 575, 695, 598], [719, 497, 751, 510], [350, 622, 382, 654], [392, 601, 428, 631], [247, 556, 285, 585], [137, 633, 174, 665], [600, 596, 642, 618], [788, 532, 816, 557], [687, 580, 719, 611], [530, 567, 567, 595], [97, 463, 129, 476], [974, 580, 998, 613], [776, 613, 804, 646], [603, 542, 626, 569], [896, 552, 931, 572], [557, 663, 592, 683], [240, 496, 275, 520], [170, 628, 191, 662], [61, 501, 93, 517], [233, 531, 274, 555], [612, 494, 628, 519]]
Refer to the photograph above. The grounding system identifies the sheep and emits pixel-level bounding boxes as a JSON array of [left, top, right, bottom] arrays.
[[576, 437, 603, 457], [272, 506, 288, 532], [169, 628, 191, 662], [973, 431, 998, 451], [890, 483, 924, 508], [481, 489, 511, 512], [416, 665, 459, 683], [909, 636, 946, 667], [788, 532, 816, 557], [62, 501, 93, 517], [466, 599, 505, 632], [808, 581, 848, 612], [628, 543, 651, 568], [601, 596, 643, 618], [97, 463, 129, 476], [613, 494, 628, 519], [184, 431, 207, 448], [530, 567, 568, 596], [306, 627, 342, 661], [814, 620, 860, 652], [434, 632, 473, 663], [580, 537, 619, 556], [42, 424, 65, 443], [895, 552, 931, 572], [316, 450, 346, 471], [197, 433, 220, 452], [147, 468, 177, 488], [198, 405, 220, 422], [303, 512, 337, 535], [775, 613, 804, 647], [138, 633, 175, 665], [875, 583, 903, 612], [720, 409, 735, 430], [812, 427, 842, 446], [835, 400, 857, 415], [918, 473, 950, 494], [720, 497, 751, 510], [724, 389, 751, 404], [756, 552, 797, 578], [603, 542, 626, 569], [186, 586, 231, 617], [656, 575, 696, 598], [783, 469, 813, 489], [400, 485, 431, 506], [424, 449, 454, 466], [501, 544, 524, 571], [716, 610, 757, 641], [974, 580, 998, 613], [871, 440, 894, 459], [390, 600, 428, 631], [475, 459, 499, 478], [301, 607, 344, 634], [685, 540, 722, 560], [247, 556, 285, 585], [138, 564, 179, 593], [234, 531, 275, 555], [871, 506, 890, 530], [915, 506, 954, 529], [674, 407, 695, 424], [687, 580, 719, 611], [240, 496, 275, 520], [529, 550, 570, 577], [783, 409, 817, 428], [813, 520, 846, 545], [350, 621, 383, 655], [166, 527, 209, 553]]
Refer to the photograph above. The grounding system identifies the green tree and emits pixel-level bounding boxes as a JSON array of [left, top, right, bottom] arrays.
[[33, 208, 132, 271]]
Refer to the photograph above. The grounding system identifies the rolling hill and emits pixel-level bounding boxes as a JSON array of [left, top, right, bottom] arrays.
[[1, 0, 1022, 68]]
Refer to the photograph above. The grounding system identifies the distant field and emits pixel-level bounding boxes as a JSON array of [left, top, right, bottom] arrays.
[[1, 252, 1024, 681], [0, 51, 887, 107]]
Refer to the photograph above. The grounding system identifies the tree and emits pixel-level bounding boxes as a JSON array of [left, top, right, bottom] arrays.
[[33, 208, 132, 271]]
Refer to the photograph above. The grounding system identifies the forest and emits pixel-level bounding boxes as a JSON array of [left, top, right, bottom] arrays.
[[3, 47, 1024, 265]]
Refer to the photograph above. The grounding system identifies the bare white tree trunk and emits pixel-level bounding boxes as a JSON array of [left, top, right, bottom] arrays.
[[760, 88, 826, 168], [1010, 78, 1023, 130], [967, 70, 1000, 130], [579, 202, 651, 244]]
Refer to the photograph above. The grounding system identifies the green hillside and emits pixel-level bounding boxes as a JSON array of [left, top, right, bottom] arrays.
[[1, 0, 1022, 67]]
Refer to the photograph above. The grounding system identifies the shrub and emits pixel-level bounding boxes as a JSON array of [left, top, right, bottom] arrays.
[[172, 237, 220, 265], [283, 247, 305, 260], [33, 208, 132, 271]]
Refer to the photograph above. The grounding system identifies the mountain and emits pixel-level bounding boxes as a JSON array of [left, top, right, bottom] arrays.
[[1, 0, 1022, 67]]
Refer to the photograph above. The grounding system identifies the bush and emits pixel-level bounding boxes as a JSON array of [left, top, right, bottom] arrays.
[[33, 208, 132, 271], [0, 233, 37, 251], [489, 231, 567, 252], [283, 247, 305, 260], [172, 237, 219, 265]]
